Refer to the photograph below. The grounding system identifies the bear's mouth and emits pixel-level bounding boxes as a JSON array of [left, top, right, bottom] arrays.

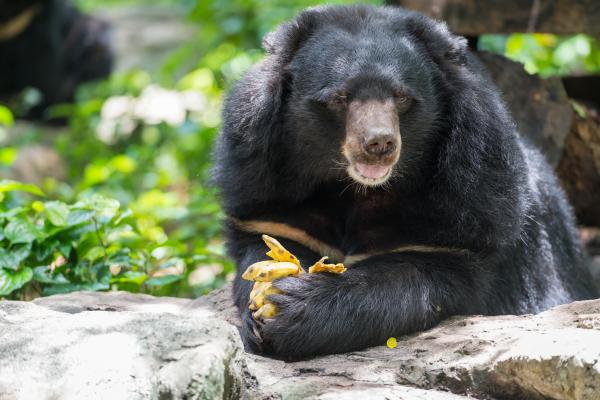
[[347, 162, 394, 186]]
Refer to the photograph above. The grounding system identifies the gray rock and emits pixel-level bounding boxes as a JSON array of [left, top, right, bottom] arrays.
[[0, 143, 66, 185], [1, 287, 600, 399], [0, 294, 243, 400]]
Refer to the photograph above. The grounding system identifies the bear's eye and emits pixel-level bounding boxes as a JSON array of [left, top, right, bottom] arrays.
[[324, 91, 347, 111], [312, 89, 347, 111], [394, 93, 413, 112], [332, 92, 347, 105]]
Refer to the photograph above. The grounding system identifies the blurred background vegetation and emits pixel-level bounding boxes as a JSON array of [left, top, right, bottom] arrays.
[[1, 0, 599, 300]]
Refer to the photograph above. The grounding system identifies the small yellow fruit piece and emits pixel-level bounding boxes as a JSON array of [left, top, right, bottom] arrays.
[[242, 260, 301, 282], [308, 256, 347, 274], [253, 303, 278, 319], [262, 234, 301, 267], [249, 281, 271, 300], [249, 281, 271, 310], [249, 283, 282, 310], [387, 337, 397, 349]]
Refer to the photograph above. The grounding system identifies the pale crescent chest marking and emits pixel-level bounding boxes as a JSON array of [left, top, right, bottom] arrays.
[[230, 217, 473, 265]]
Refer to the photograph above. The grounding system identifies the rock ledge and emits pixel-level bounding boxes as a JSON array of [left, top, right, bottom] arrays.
[[1, 287, 599, 400]]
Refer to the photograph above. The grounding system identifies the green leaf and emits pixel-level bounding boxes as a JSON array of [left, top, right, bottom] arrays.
[[74, 195, 120, 222], [75, 235, 99, 258], [0, 267, 33, 296], [111, 270, 147, 285], [4, 219, 40, 244], [145, 274, 184, 287], [83, 246, 106, 262], [113, 209, 133, 225], [34, 239, 59, 261], [32, 266, 69, 284], [95, 263, 112, 283], [83, 164, 111, 187], [0, 105, 14, 127], [66, 209, 95, 226], [0, 180, 44, 196], [0, 207, 26, 219], [106, 247, 131, 264], [0, 244, 32, 270], [58, 243, 72, 258], [13, 243, 31, 262], [58, 223, 96, 241], [0, 147, 17, 166], [0, 248, 19, 270], [44, 201, 70, 226], [109, 155, 137, 174]]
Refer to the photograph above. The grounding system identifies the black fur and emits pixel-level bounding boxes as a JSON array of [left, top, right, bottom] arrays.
[[213, 5, 598, 360], [0, 0, 113, 120]]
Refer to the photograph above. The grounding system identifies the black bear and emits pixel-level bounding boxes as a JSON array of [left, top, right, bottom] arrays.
[[213, 5, 598, 360], [0, 0, 113, 120]]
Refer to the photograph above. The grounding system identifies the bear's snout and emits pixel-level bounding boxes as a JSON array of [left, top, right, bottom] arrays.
[[343, 98, 401, 186], [362, 131, 398, 157]]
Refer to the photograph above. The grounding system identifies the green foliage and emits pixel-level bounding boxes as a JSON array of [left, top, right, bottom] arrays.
[[0, 106, 14, 127], [0, 181, 231, 298], [480, 33, 600, 77]]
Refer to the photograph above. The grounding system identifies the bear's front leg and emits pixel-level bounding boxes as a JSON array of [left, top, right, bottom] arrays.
[[261, 252, 487, 360]]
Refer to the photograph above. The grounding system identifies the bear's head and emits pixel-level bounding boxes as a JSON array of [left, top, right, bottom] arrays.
[[219, 5, 474, 204], [262, 5, 468, 187]]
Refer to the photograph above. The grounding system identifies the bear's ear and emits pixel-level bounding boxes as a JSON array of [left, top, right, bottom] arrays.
[[404, 15, 467, 66], [220, 9, 320, 152], [262, 8, 320, 65], [216, 9, 322, 206]]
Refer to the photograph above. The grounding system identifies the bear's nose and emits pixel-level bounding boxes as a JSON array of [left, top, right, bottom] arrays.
[[362, 133, 397, 156]]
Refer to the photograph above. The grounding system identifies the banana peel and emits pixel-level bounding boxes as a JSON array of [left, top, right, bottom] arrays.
[[308, 256, 347, 274], [242, 234, 345, 320], [262, 234, 301, 267]]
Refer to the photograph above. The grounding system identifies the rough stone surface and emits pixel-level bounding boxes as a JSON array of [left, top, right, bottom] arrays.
[[581, 228, 600, 289], [0, 292, 244, 400], [557, 105, 600, 227], [2, 287, 600, 399]]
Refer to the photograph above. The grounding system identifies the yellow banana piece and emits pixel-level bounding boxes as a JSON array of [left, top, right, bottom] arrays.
[[253, 303, 278, 319], [242, 260, 301, 282], [262, 234, 302, 268], [308, 256, 347, 274], [249, 281, 271, 303], [249, 284, 282, 310], [243, 234, 346, 321]]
